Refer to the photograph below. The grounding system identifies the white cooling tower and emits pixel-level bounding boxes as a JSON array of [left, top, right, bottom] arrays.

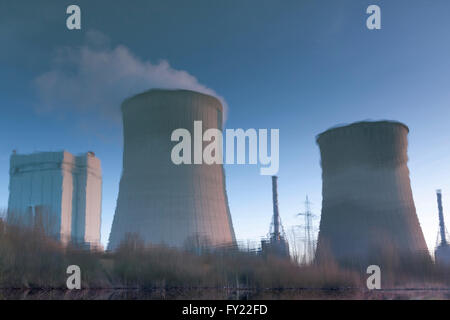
[[108, 89, 235, 250], [315, 121, 428, 265]]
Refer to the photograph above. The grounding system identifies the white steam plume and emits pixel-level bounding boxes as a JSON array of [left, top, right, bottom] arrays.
[[34, 31, 227, 126]]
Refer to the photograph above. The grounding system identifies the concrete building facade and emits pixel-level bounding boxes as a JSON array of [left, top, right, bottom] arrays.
[[7, 151, 102, 248]]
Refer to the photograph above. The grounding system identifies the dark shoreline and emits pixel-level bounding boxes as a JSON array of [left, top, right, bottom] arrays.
[[1, 287, 450, 300]]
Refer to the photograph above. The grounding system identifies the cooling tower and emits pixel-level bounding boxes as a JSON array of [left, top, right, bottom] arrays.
[[108, 89, 235, 250], [315, 121, 428, 265]]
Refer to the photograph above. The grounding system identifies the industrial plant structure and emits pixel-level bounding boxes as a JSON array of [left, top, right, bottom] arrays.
[[261, 176, 289, 258], [108, 89, 235, 250], [297, 196, 316, 264], [434, 190, 450, 265], [315, 121, 428, 266], [7, 151, 102, 248]]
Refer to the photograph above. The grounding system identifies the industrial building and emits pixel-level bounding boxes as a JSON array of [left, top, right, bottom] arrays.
[[7, 151, 102, 248], [315, 121, 428, 266], [108, 89, 235, 250], [434, 190, 450, 265]]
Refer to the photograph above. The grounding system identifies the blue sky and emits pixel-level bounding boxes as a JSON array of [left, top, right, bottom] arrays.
[[1, 0, 450, 251]]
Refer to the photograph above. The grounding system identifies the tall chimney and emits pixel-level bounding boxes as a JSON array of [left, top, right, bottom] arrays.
[[272, 176, 280, 240], [436, 190, 447, 245]]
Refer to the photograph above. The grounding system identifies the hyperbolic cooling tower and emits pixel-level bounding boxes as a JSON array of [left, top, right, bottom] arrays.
[[315, 121, 428, 265], [108, 89, 235, 250]]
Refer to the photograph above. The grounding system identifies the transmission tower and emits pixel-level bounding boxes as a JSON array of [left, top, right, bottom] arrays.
[[297, 196, 316, 264]]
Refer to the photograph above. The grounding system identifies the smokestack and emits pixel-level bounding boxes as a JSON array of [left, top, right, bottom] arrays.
[[272, 176, 280, 240], [108, 89, 235, 250], [261, 175, 289, 258], [315, 121, 428, 265], [435, 190, 450, 265], [436, 190, 447, 246]]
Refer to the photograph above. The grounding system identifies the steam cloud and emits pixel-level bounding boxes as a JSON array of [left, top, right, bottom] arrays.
[[34, 31, 226, 125]]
